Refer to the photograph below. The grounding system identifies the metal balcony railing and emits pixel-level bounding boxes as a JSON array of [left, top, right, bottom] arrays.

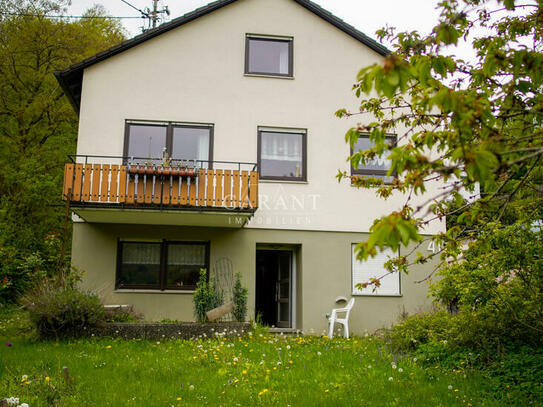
[[62, 155, 259, 211]]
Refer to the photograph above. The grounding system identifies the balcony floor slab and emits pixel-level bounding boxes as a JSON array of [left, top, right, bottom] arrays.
[[72, 206, 254, 228]]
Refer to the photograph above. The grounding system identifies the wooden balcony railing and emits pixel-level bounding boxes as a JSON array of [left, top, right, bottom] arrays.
[[62, 160, 259, 210]]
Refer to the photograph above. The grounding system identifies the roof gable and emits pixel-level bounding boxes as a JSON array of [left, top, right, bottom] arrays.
[[55, 0, 390, 113]]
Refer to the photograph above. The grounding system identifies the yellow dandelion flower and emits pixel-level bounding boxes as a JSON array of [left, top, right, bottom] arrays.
[[45, 377, 50, 382], [324, 389, 329, 393], [176, 397, 181, 401], [106, 345, 111, 349], [242, 370, 247, 375], [289, 360, 293, 364]]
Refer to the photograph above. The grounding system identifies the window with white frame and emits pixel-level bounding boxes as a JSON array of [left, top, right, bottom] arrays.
[[351, 245, 400, 295]]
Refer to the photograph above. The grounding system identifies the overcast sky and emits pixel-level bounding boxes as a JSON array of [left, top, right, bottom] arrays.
[[68, 0, 442, 46]]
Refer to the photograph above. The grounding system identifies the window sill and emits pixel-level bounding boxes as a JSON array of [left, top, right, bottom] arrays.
[[349, 179, 396, 187], [114, 289, 195, 294], [260, 179, 308, 185], [244, 73, 294, 80], [352, 293, 403, 298]]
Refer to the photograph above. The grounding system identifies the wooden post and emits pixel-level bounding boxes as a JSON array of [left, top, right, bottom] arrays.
[[57, 189, 71, 284], [63, 366, 72, 388]]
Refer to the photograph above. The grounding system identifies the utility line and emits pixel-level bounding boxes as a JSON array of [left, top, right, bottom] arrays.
[[119, 0, 149, 17]]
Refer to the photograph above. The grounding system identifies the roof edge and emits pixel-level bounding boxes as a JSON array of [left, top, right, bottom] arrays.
[[54, 0, 391, 114], [54, 70, 81, 113], [55, 0, 238, 78], [293, 0, 390, 56]]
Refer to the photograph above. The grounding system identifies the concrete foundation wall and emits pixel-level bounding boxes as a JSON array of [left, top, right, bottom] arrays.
[[73, 222, 437, 334]]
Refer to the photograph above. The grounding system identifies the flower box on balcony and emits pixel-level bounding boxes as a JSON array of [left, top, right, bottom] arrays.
[[127, 166, 198, 177]]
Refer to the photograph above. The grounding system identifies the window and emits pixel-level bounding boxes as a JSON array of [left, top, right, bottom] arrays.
[[351, 134, 396, 183], [116, 241, 209, 290], [124, 121, 213, 167], [245, 35, 293, 77], [351, 245, 400, 296], [258, 128, 306, 181]]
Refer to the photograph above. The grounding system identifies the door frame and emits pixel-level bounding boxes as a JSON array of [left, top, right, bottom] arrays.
[[255, 245, 297, 329]]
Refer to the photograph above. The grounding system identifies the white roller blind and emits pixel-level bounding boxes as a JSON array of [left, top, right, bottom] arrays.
[[352, 245, 400, 295]]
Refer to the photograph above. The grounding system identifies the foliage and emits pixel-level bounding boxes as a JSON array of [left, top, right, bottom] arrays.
[[386, 312, 543, 403], [385, 310, 452, 351], [104, 306, 142, 323], [0, 232, 79, 302], [432, 223, 543, 343], [0, 0, 125, 301], [193, 269, 223, 323], [23, 285, 105, 338], [2, 320, 537, 407], [337, 0, 543, 282], [232, 273, 248, 322]]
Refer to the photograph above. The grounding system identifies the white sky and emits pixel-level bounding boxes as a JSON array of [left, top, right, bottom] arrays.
[[68, 0, 442, 46]]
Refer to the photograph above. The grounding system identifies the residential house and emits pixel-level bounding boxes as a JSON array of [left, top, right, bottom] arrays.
[[55, 0, 444, 334]]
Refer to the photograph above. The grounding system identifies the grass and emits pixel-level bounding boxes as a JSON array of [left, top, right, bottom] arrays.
[[0, 307, 530, 407]]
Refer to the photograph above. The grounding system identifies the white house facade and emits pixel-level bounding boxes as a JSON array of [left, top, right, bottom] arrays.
[[56, 0, 444, 334]]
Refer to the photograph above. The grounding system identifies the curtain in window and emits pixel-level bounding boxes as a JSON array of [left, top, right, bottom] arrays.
[[353, 137, 392, 171], [167, 244, 206, 266], [278, 44, 289, 74], [122, 243, 160, 265], [261, 132, 301, 161], [172, 127, 210, 168]]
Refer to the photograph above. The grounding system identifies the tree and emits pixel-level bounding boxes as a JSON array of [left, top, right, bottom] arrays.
[[338, 0, 543, 283], [0, 1, 125, 300]]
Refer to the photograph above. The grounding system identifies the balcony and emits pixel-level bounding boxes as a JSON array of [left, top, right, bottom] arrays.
[[62, 155, 259, 227]]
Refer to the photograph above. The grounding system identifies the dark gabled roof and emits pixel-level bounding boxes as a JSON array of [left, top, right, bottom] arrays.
[[54, 0, 390, 114]]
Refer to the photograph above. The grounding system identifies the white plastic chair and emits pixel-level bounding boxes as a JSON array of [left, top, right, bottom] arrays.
[[327, 298, 355, 339]]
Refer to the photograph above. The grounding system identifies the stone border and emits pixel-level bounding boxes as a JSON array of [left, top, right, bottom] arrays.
[[78, 322, 252, 341]]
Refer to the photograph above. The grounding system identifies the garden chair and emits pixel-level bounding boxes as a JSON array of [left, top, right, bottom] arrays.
[[327, 298, 355, 339]]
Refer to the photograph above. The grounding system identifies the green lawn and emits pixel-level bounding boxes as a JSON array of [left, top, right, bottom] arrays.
[[0, 308, 526, 406]]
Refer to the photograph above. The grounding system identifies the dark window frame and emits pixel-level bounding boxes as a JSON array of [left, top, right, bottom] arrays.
[[257, 128, 307, 182], [245, 35, 294, 78], [123, 120, 214, 168], [350, 133, 397, 181], [115, 240, 210, 291]]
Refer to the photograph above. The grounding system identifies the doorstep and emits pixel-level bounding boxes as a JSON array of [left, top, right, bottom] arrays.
[[269, 327, 301, 335]]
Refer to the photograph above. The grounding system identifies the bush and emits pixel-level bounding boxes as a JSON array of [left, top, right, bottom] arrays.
[[0, 232, 71, 303], [193, 269, 223, 322], [24, 286, 105, 338], [104, 305, 141, 323], [385, 310, 452, 351], [232, 273, 248, 322], [431, 223, 543, 347], [386, 310, 543, 404]]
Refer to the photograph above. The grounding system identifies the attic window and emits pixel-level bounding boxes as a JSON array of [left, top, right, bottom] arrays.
[[245, 35, 293, 77]]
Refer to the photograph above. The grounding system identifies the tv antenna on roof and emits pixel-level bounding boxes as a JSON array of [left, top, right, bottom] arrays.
[[120, 0, 170, 32]]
